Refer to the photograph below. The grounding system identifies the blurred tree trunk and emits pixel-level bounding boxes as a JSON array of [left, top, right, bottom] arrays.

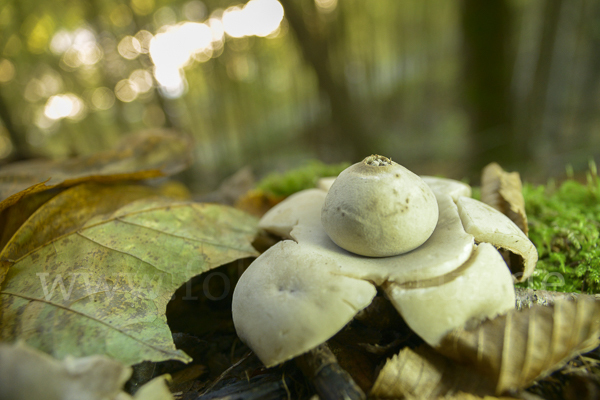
[[279, 0, 369, 162], [460, 0, 515, 175], [0, 88, 28, 161], [578, 2, 600, 149], [523, 0, 564, 171]]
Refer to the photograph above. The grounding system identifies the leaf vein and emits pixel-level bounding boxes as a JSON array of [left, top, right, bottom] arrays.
[[0, 291, 183, 358], [111, 217, 255, 252], [75, 231, 174, 274]]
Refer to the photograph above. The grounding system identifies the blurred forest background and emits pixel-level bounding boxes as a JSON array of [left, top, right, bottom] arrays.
[[0, 0, 599, 192]]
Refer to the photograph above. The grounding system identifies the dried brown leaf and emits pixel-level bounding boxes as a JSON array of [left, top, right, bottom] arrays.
[[438, 298, 600, 394], [481, 162, 528, 235], [235, 189, 284, 217], [0, 130, 192, 214], [370, 345, 496, 399]]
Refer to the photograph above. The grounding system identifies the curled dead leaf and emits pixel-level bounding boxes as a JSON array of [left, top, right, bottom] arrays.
[[481, 163, 528, 235], [370, 345, 496, 399], [0, 130, 193, 215], [437, 298, 600, 394]]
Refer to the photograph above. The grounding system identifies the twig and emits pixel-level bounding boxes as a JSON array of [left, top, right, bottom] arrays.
[[296, 343, 366, 400], [199, 351, 253, 396]]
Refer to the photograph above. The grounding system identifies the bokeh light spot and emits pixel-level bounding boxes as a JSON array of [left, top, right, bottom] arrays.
[[0, 134, 13, 159], [26, 15, 53, 54], [150, 22, 212, 70], [62, 48, 82, 68], [50, 30, 72, 55], [153, 66, 186, 98], [34, 111, 56, 131], [115, 79, 138, 102], [135, 30, 153, 53], [78, 42, 103, 65], [244, 0, 284, 37], [44, 93, 86, 120], [222, 6, 245, 38], [208, 16, 225, 42], [91, 87, 115, 110], [118, 36, 142, 60], [223, 0, 284, 38], [315, 0, 337, 13], [154, 6, 177, 27], [183, 0, 207, 21], [130, 69, 154, 93], [110, 4, 133, 27], [3, 35, 21, 57], [131, 0, 155, 16], [56, 28, 102, 67], [0, 59, 16, 83]]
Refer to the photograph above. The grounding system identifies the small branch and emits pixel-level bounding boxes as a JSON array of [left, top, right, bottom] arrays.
[[296, 343, 365, 400]]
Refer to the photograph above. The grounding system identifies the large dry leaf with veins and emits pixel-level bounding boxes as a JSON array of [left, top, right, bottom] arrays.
[[480, 162, 528, 235], [0, 182, 188, 284], [0, 341, 173, 400], [0, 197, 258, 365], [438, 298, 600, 394], [0, 129, 192, 214]]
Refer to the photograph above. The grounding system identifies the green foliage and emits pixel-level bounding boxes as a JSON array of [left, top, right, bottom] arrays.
[[256, 160, 350, 197], [520, 166, 600, 293]]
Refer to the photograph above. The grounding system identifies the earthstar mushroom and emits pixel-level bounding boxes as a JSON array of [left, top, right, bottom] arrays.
[[232, 156, 536, 367], [321, 155, 438, 257]]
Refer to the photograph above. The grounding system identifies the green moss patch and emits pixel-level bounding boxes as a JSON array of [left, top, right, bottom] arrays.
[[256, 160, 349, 198], [520, 167, 600, 293]]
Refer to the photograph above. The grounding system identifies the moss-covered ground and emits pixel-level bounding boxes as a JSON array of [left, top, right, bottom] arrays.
[[256, 160, 349, 197], [520, 164, 600, 294]]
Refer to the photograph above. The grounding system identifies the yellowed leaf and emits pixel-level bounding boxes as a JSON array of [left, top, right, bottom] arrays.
[[370, 345, 495, 399], [0, 182, 188, 285], [0, 197, 258, 365]]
